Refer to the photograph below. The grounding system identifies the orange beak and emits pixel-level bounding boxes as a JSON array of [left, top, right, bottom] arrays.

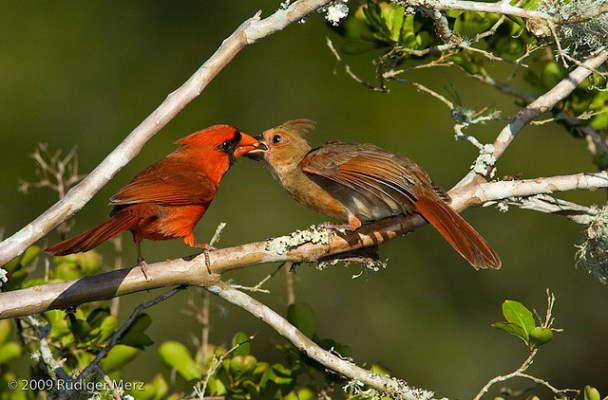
[[244, 134, 267, 161], [233, 132, 262, 159]]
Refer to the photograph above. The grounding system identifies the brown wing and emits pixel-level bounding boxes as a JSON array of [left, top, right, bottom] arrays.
[[300, 142, 431, 209], [110, 158, 217, 206]]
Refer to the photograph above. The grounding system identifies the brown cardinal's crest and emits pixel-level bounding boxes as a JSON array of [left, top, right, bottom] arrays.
[[276, 119, 316, 137]]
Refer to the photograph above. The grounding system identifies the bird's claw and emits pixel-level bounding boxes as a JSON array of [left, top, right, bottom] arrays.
[[137, 257, 150, 281], [204, 249, 212, 275], [194, 243, 216, 274]]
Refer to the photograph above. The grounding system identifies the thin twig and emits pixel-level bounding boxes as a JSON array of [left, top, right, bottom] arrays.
[[326, 37, 387, 92], [284, 262, 296, 306], [110, 236, 123, 316], [200, 290, 210, 372]]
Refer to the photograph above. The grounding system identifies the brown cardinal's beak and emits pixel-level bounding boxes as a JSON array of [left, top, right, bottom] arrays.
[[243, 135, 267, 160], [233, 132, 263, 158]]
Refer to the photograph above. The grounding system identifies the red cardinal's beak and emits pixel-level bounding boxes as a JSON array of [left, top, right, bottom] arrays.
[[234, 132, 264, 158], [243, 135, 267, 161]]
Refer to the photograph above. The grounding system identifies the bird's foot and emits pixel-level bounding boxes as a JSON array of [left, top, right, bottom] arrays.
[[319, 221, 351, 232], [318, 222, 351, 241], [319, 216, 362, 235], [137, 257, 150, 281], [194, 243, 216, 274]]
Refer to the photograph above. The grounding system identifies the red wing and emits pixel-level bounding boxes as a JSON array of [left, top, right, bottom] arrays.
[[110, 159, 217, 206]]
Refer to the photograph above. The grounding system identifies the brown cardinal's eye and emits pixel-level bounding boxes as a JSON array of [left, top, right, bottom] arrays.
[[272, 135, 283, 144], [221, 141, 231, 151]]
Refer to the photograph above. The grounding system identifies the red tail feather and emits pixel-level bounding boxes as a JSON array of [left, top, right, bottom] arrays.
[[414, 195, 501, 270], [46, 211, 138, 256]]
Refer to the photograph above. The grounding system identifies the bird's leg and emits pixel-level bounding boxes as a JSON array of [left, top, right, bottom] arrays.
[[348, 215, 362, 231], [193, 242, 216, 275], [134, 238, 150, 280]]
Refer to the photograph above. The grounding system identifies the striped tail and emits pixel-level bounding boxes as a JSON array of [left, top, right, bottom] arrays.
[[414, 195, 501, 270], [46, 211, 138, 256]]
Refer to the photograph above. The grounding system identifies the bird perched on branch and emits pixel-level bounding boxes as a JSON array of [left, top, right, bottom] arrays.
[[247, 119, 501, 270], [46, 125, 261, 277]]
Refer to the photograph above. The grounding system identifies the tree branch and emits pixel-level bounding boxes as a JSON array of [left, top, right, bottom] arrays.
[[409, 0, 607, 25], [470, 172, 608, 203], [408, 0, 549, 20], [205, 281, 438, 400], [0, 0, 333, 267], [2, 170, 606, 320]]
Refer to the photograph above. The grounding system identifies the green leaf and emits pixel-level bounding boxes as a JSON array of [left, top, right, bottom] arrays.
[[120, 314, 153, 347], [129, 373, 168, 400], [96, 315, 118, 344], [68, 313, 92, 341], [490, 321, 529, 344], [316, 337, 352, 358], [379, 2, 405, 43], [3, 269, 28, 291], [253, 361, 270, 375], [542, 62, 567, 89], [242, 379, 261, 399], [370, 363, 390, 376], [0, 320, 13, 345], [230, 355, 258, 377], [158, 341, 202, 381], [287, 303, 316, 339], [528, 327, 554, 349], [20, 246, 41, 266], [208, 373, 227, 396], [232, 331, 251, 356], [0, 342, 22, 364], [3, 255, 22, 273], [584, 385, 601, 400], [100, 344, 139, 373], [502, 300, 535, 335], [591, 113, 608, 131], [451, 55, 480, 75], [296, 387, 314, 400], [55, 261, 85, 281], [87, 307, 111, 329]]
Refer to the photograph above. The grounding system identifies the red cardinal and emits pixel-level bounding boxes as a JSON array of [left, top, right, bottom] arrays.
[[248, 119, 501, 270], [46, 125, 260, 276]]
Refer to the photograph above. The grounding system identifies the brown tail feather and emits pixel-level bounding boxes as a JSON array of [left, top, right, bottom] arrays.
[[414, 195, 501, 270], [46, 211, 138, 256]]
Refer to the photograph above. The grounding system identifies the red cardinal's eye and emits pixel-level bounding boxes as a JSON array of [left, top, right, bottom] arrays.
[[272, 135, 283, 144], [221, 141, 231, 151]]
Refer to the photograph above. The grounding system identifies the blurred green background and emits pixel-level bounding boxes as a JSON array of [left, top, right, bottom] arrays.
[[1, 1, 607, 397]]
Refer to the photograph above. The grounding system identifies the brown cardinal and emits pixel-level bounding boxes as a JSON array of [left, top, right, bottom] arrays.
[[247, 119, 501, 270], [46, 125, 260, 276]]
